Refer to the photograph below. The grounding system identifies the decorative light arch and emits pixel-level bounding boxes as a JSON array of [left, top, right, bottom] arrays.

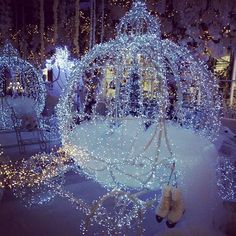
[[0, 43, 46, 129]]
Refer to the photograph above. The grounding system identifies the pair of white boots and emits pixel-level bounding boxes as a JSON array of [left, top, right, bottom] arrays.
[[155, 185, 185, 228]]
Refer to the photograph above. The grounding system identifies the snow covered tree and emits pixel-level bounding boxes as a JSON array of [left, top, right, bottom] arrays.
[[150, 0, 236, 60]]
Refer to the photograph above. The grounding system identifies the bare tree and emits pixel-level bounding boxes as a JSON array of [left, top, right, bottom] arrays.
[[74, 0, 80, 56], [53, 0, 59, 45], [40, 0, 45, 62]]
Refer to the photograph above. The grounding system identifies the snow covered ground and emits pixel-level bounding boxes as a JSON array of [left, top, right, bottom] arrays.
[[0, 119, 235, 235], [68, 118, 218, 191], [0, 96, 37, 131], [0, 97, 36, 117]]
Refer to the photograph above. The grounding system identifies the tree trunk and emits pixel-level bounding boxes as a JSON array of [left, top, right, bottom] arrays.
[[40, 0, 45, 62], [74, 0, 80, 56], [89, 0, 96, 49], [93, 0, 96, 46], [89, 0, 93, 50], [230, 54, 236, 107], [53, 0, 59, 45], [100, 0, 104, 43]]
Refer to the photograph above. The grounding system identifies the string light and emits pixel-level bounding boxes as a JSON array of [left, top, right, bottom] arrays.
[[216, 155, 236, 201]]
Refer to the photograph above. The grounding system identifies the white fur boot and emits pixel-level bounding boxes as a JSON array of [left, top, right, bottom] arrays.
[[155, 185, 172, 222], [166, 187, 185, 228]]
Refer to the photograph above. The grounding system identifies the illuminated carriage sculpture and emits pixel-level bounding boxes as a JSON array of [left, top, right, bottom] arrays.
[[0, 43, 45, 130], [57, 1, 220, 191]]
